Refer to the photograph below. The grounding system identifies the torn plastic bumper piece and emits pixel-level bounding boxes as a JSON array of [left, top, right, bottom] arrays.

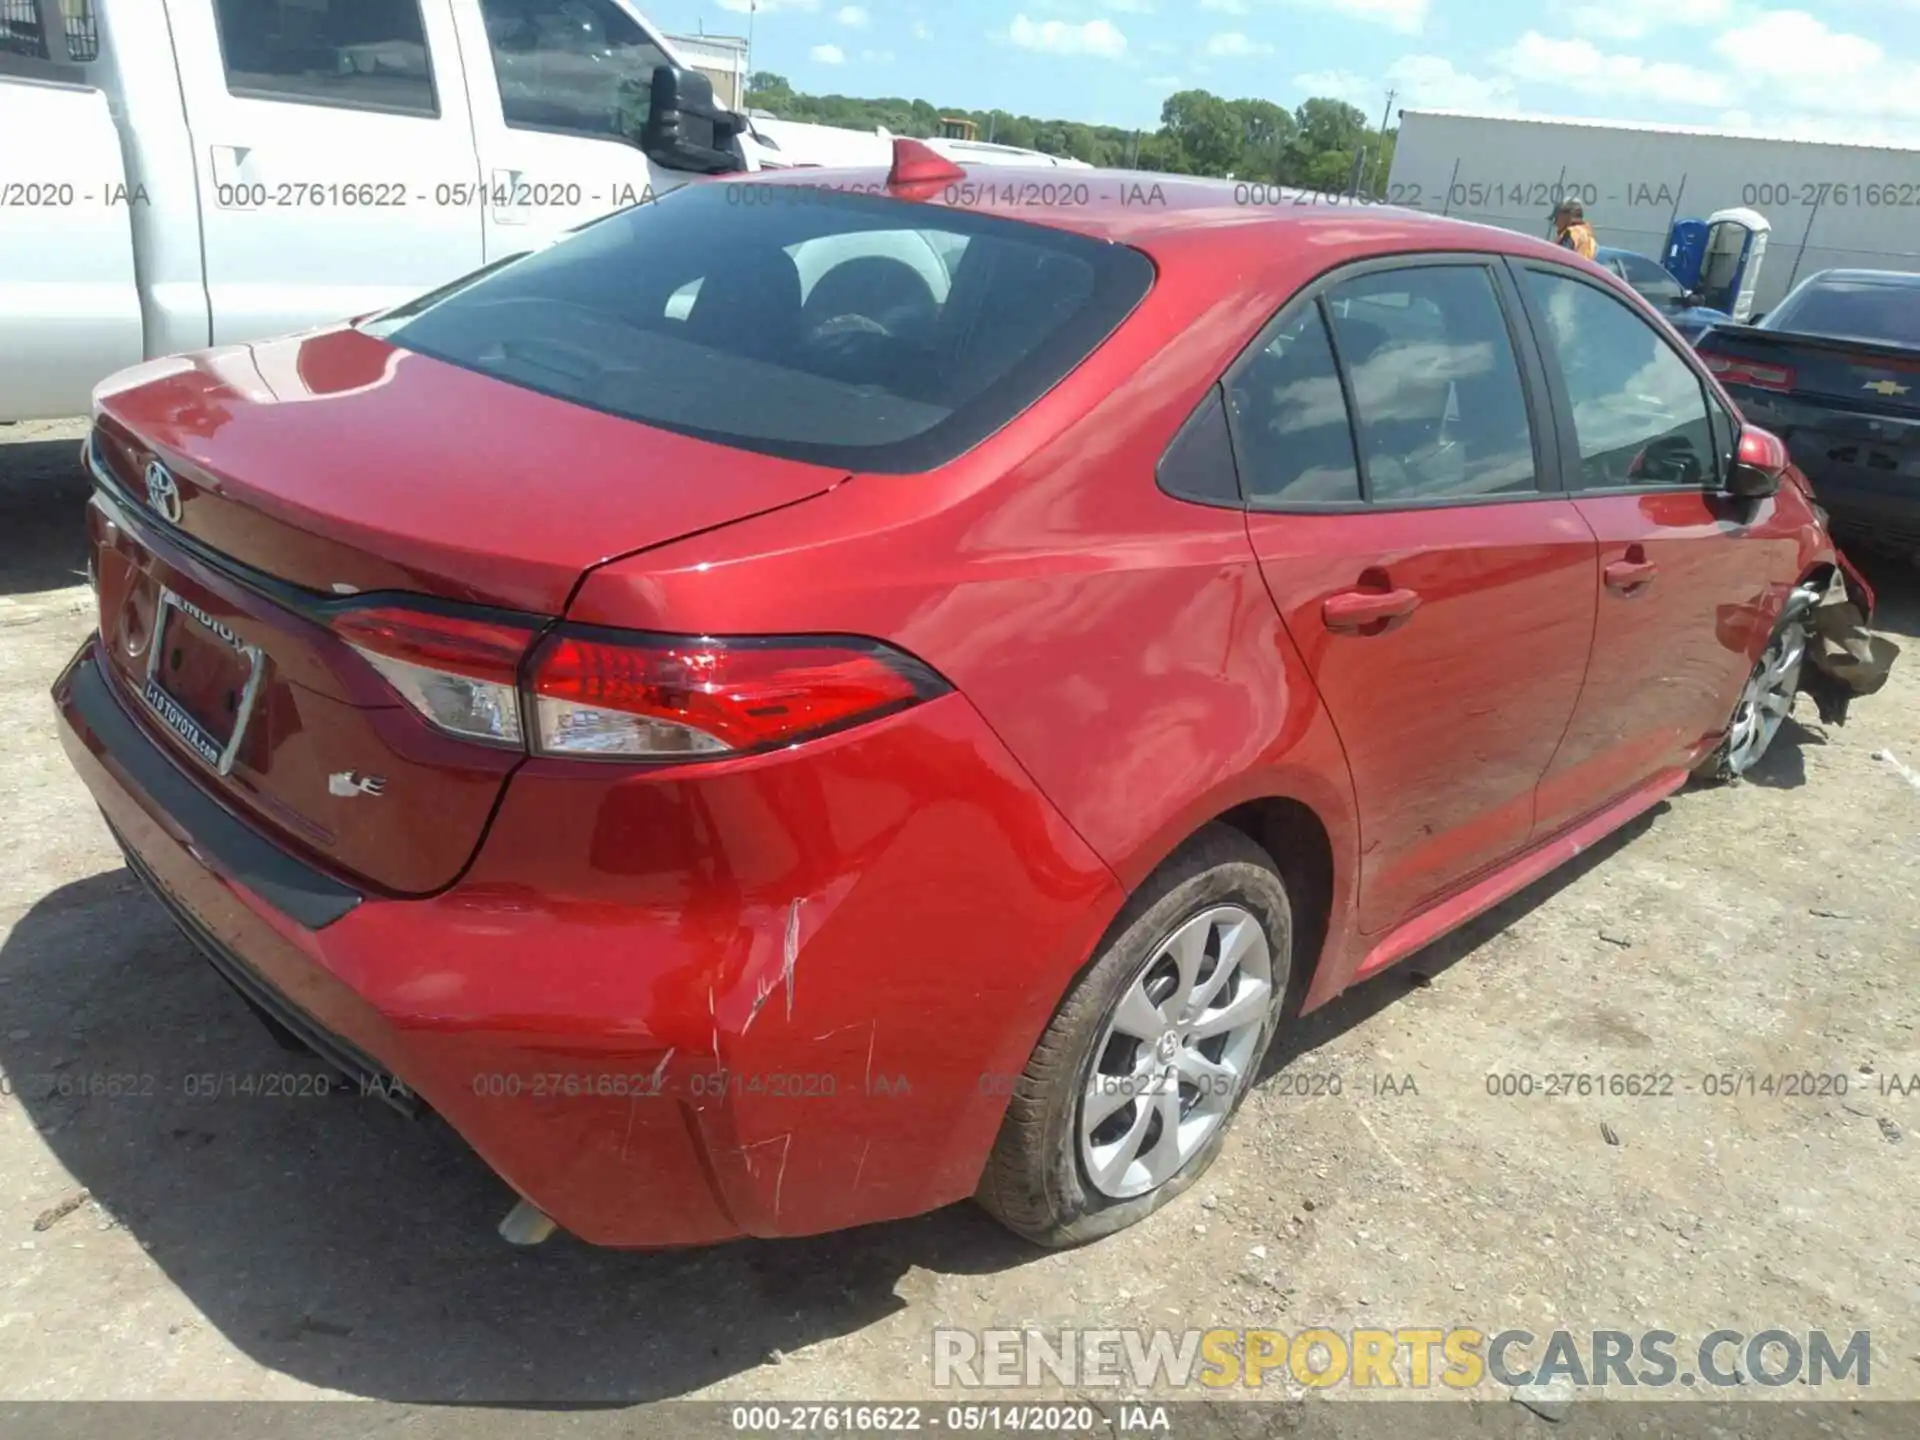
[[1797, 566, 1901, 725]]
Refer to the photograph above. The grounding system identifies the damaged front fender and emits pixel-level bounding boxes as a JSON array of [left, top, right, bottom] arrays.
[[1797, 560, 1901, 725]]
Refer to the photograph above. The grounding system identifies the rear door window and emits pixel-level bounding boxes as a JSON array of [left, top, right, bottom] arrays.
[[1229, 303, 1362, 506], [364, 182, 1152, 472], [212, 0, 437, 115], [1521, 267, 1717, 489], [1325, 265, 1540, 501]]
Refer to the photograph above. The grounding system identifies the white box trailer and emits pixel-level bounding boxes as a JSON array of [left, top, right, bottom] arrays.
[[1385, 110, 1920, 314]]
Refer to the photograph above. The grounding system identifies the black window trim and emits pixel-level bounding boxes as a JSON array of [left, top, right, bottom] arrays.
[[208, 0, 443, 120], [1215, 249, 1566, 516], [1507, 256, 1727, 498]]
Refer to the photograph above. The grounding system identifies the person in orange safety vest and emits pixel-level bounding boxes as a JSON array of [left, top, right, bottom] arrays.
[[1552, 199, 1597, 260]]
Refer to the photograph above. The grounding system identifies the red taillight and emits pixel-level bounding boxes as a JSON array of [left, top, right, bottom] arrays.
[[1704, 355, 1795, 392], [327, 601, 945, 760], [331, 604, 537, 747], [330, 606, 532, 682], [528, 632, 945, 759]]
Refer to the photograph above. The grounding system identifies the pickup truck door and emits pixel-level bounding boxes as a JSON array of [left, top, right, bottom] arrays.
[[163, 0, 485, 344], [0, 51, 144, 421], [450, 0, 688, 261]]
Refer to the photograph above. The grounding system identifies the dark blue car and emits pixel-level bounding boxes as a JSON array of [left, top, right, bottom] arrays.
[[1698, 268, 1920, 555], [1595, 246, 1731, 344]]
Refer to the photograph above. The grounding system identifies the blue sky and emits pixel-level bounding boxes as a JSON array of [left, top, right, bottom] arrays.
[[647, 0, 1920, 144]]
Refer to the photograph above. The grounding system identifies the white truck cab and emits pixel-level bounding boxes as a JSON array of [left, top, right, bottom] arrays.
[[1, 0, 758, 422]]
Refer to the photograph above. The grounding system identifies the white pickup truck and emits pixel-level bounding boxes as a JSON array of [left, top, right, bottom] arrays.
[[0, 0, 828, 423]]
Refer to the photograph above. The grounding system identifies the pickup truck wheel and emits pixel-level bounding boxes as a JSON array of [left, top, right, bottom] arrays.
[[1697, 612, 1810, 783], [975, 825, 1292, 1247]]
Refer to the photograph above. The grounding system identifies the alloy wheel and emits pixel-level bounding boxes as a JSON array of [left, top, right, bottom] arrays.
[[1078, 905, 1273, 1199], [1725, 623, 1806, 775]]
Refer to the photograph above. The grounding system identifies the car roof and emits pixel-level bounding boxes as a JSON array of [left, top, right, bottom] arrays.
[[742, 163, 1594, 272]]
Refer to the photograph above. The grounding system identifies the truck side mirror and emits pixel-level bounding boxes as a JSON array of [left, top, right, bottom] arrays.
[[640, 65, 746, 175]]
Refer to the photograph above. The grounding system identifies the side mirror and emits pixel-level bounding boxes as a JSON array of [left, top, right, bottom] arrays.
[[640, 65, 746, 175], [1724, 425, 1787, 498]]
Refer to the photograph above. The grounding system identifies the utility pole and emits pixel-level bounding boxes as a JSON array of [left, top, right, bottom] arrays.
[[1349, 87, 1395, 198]]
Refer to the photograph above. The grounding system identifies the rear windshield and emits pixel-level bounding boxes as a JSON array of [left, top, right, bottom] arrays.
[[1764, 278, 1920, 346], [1612, 252, 1685, 303], [363, 182, 1154, 472]]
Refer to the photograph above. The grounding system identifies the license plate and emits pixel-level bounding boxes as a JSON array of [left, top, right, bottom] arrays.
[[140, 588, 265, 775]]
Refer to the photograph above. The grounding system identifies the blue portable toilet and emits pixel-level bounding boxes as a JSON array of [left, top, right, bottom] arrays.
[[1664, 209, 1771, 322], [1664, 220, 1709, 290]]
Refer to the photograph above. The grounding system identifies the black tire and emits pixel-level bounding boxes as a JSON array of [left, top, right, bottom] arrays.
[[975, 824, 1294, 1247], [1693, 608, 1812, 785]]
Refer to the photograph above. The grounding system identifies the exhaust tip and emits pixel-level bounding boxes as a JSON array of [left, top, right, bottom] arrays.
[[499, 1198, 558, 1246]]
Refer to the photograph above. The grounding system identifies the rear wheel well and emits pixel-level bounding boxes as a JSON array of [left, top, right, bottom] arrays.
[[1214, 798, 1334, 1018]]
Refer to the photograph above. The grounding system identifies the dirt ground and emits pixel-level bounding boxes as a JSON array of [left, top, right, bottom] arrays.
[[1, 417, 1916, 1417]]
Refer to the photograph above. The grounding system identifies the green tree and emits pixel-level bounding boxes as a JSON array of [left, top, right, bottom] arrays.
[[735, 76, 1381, 186], [1160, 89, 1243, 175], [1227, 98, 1296, 181], [1294, 98, 1368, 158]]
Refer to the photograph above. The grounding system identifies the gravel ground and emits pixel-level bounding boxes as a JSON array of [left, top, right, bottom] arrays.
[[1, 418, 1915, 1419]]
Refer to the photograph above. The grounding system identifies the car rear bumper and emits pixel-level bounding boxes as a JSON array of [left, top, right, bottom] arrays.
[[1729, 391, 1920, 547], [53, 638, 1122, 1247]]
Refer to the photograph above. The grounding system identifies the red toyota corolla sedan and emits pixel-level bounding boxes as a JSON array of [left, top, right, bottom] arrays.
[[53, 144, 1885, 1250]]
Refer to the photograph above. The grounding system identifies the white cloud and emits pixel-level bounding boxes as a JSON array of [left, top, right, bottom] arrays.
[[1006, 15, 1129, 57], [1495, 32, 1731, 106], [1711, 12, 1882, 78], [809, 42, 846, 63], [1205, 31, 1274, 57], [1146, 73, 1183, 88], [1385, 53, 1518, 113], [912, 21, 930, 39], [1562, 0, 1731, 41], [1287, 0, 1427, 34], [1710, 13, 1920, 125], [1497, 14, 1920, 132], [719, 0, 818, 12], [1293, 69, 1372, 103], [835, 4, 867, 26]]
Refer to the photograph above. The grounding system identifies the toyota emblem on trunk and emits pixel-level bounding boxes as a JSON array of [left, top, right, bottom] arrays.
[[144, 461, 182, 523]]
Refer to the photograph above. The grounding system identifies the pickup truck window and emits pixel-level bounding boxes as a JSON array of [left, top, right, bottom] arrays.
[[63, 0, 94, 61], [364, 182, 1153, 472], [2, 0, 44, 59], [212, 0, 437, 117], [479, 0, 669, 143]]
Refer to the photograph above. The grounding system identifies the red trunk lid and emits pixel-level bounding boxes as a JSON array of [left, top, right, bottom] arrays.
[[87, 325, 846, 897]]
